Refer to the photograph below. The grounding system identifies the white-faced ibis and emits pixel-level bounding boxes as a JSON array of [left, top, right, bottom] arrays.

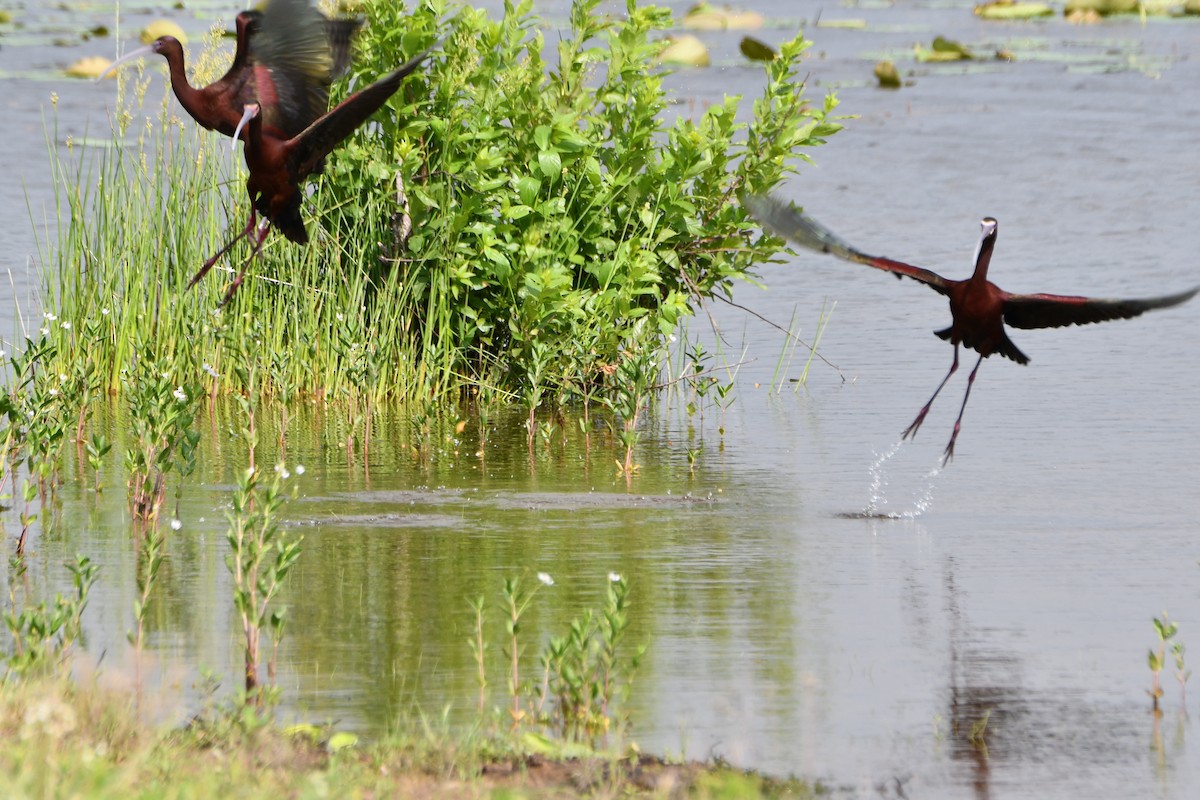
[[99, 0, 359, 141], [192, 45, 436, 305], [744, 193, 1200, 463]]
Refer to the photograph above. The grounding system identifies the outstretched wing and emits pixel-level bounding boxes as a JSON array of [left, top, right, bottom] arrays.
[[288, 45, 434, 180], [743, 193, 952, 296], [251, 0, 335, 136], [1002, 286, 1199, 330]]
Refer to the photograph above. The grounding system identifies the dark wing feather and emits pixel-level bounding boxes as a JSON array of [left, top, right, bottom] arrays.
[[743, 193, 953, 296], [288, 46, 433, 180], [325, 18, 364, 78], [1002, 285, 1199, 330], [252, 0, 334, 135]]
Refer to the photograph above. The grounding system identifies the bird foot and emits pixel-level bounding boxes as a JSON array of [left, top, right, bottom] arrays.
[[902, 407, 931, 441], [941, 440, 955, 467]]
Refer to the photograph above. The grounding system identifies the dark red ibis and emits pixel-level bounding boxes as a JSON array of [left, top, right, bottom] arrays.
[[744, 193, 1199, 463], [190, 45, 435, 304], [99, 0, 359, 141]]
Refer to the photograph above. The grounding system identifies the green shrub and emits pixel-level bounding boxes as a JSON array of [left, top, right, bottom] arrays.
[[41, 0, 838, 407]]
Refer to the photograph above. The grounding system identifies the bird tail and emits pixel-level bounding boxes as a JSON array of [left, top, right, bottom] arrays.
[[743, 193, 877, 267]]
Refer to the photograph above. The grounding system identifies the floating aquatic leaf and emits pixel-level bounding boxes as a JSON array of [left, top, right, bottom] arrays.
[[683, 3, 764, 30], [285, 723, 321, 739], [975, 1, 1055, 19], [66, 56, 113, 79], [328, 731, 358, 752], [1062, 0, 1138, 13], [739, 36, 776, 61], [140, 20, 187, 45], [1139, 0, 1184, 13], [657, 34, 710, 67], [915, 36, 974, 62], [817, 18, 868, 28], [874, 60, 901, 88]]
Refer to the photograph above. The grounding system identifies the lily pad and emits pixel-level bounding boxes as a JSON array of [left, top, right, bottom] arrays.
[[914, 36, 974, 62], [1062, 0, 1138, 13], [66, 56, 114, 79], [285, 723, 322, 739], [683, 3, 765, 30], [975, 1, 1055, 18], [328, 731, 358, 752], [816, 18, 868, 28], [140, 20, 187, 45], [658, 34, 710, 67], [739, 36, 776, 61], [874, 60, 902, 88]]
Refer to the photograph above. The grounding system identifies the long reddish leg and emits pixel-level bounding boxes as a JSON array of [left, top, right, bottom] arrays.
[[218, 218, 271, 306], [942, 353, 984, 465], [190, 209, 257, 290], [903, 343, 959, 440]]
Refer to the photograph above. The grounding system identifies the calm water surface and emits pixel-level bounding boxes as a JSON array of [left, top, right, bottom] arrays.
[[3, 1, 1200, 797]]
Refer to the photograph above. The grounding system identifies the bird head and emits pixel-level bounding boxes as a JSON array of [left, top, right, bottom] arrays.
[[973, 217, 999, 276], [95, 38, 181, 81]]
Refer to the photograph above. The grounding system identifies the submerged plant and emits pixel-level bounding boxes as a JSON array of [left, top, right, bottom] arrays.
[[1149, 613, 1180, 712], [121, 346, 201, 523], [536, 574, 642, 746], [3, 556, 98, 679], [225, 462, 302, 704], [481, 572, 642, 749]]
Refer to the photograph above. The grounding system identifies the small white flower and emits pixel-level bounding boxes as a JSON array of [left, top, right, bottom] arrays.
[[173, 387, 188, 402], [44, 312, 57, 321], [101, 308, 110, 316], [295, 464, 306, 475], [58, 374, 67, 382], [40, 327, 49, 336], [608, 572, 622, 583], [61, 321, 71, 330], [170, 519, 182, 531], [202, 363, 219, 378], [537, 572, 554, 586], [48, 388, 58, 397], [0, 350, 7, 359]]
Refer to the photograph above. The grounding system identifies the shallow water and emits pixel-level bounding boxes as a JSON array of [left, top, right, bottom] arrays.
[[4, 1, 1200, 797]]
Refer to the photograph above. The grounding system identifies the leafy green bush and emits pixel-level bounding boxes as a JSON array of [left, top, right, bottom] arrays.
[[322, 0, 839, 402], [41, 0, 838, 407]]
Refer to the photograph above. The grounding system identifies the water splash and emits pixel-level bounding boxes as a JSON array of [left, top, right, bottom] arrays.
[[863, 440, 904, 517], [840, 441, 941, 519]]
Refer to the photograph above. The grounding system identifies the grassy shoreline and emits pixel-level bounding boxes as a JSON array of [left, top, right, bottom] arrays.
[[1, 675, 824, 798]]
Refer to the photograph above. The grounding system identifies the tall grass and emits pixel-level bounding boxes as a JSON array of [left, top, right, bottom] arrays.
[[36, 0, 838, 413]]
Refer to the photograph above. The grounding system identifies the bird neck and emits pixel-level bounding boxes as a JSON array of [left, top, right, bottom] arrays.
[[162, 47, 202, 118], [971, 231, 996, 283]]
